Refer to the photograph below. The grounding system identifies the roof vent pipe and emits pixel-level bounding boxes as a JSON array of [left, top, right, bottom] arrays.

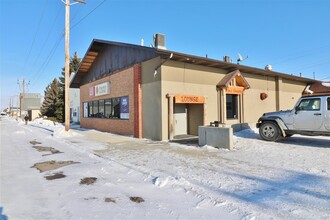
[[223, 56, 231, 63]]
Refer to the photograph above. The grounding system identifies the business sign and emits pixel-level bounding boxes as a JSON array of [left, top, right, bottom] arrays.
[[175, 95, 205, 104], [95, 82, 110, 97], [90, 82, 110, 97], [120, 96, 129, 119], [89, 87, 95, 97]]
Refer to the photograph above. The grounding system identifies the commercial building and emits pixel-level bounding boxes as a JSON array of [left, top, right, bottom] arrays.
[[70, 35, 317, 141], [20, 93, 41, 120], [70, 88, 80, 123]]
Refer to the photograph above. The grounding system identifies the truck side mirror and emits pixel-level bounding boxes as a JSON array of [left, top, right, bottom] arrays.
[[295, 106, 299, 114]]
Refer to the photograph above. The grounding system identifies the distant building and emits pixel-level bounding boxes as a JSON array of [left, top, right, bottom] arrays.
[[70, 88, 80, 123], [71, 36, 318, 141], [20, 93, 41, 120]]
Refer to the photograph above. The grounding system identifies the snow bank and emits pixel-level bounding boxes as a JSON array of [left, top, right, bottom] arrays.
[[234, 128, 259, 138], [31, 118, 83, 138], [33, 117, 57, 127], [53, 125, 83, 138]]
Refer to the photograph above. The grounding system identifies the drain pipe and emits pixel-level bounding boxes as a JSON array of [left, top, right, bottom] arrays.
[[154, 53, 173, 77]]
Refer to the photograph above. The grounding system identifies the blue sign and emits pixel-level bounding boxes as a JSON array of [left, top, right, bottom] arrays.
[[120, 96, 129, 119]]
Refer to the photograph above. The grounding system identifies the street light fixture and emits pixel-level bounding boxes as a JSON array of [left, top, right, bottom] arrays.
[[61, 0, 85, 131]]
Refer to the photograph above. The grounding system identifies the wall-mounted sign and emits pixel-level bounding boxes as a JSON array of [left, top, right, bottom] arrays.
[[90, 82, 110, 97], [89, 87, 95, 97], [95, 82, 110, 97], [175, 95, 205, 104], [226, 86, 244, 95], [120, 96, 129, 119]]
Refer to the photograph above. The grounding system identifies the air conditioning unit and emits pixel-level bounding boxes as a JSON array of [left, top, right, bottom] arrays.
[[154, 33, 166, 50]]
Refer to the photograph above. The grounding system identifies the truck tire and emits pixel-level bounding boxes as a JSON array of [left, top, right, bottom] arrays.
[[259, 121, 281, 141]]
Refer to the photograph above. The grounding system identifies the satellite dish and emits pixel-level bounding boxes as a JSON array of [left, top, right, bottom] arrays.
[[237, 53, 248, 64]]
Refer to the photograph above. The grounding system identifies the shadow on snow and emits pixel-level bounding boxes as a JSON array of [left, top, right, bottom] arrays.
[[219, 170, 330, 211]]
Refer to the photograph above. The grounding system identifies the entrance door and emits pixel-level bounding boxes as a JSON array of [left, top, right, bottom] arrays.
[[174, 104, 187, 136]]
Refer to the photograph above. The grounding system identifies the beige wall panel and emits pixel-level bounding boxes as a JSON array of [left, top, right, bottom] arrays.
[[279, 91, 302, 110], [163, 61, 227, 85], [142, 59, 308, 139], [241, 73, 277, 123], [279, 79, 306, 110], [243, 88, 277, 123], [282, 79, 306, 93], [141, 58, 163, 140]]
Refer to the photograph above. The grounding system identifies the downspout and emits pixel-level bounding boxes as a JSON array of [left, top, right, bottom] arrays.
[[154, 53, 173, 77]]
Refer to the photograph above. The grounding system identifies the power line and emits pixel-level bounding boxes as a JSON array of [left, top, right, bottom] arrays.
[[30, 5, 62, 77], [21, 1, 48, 75], [30, 34, 64, 91], [71, 0, 106, 30], [30, 0, 106, 91], [255, 44, 330, 66]]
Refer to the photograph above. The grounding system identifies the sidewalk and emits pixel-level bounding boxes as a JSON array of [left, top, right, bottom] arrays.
[[71, 127, 135, 144]]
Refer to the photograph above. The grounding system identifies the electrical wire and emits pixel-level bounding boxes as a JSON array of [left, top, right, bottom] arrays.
[[21, 0, 48, 76], [30, 0, 106, 91], [70, 0, 106, 30], [30, 5, 62, 78]]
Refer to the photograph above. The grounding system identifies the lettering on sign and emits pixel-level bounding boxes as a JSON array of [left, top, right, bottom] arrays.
[[175, 95, 205, 104], [95, 82, 110, 97]]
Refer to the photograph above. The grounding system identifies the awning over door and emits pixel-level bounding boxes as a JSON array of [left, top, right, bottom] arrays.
[[217, 70, 250, 94]]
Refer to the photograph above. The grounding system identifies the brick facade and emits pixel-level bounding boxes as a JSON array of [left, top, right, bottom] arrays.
[[80, 66, 137, 136]]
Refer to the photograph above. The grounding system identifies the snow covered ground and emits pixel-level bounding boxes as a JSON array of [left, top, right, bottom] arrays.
[[0, 116, 329, 220]]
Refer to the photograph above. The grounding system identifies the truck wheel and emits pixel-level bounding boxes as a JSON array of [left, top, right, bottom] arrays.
[[259, 121, 281, 141]]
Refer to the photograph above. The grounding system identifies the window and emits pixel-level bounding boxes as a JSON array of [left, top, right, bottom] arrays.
[[226, 94, 238, 119], [327, 98, 330, 111], [92, 101, 99, 117], [297, 98, 320, 111], [112, 98, 120, 119], [105, 99, 112, 118], [88, 102, 93, 117], [84, 97, 129, 120], [99, 100, 105, 118]]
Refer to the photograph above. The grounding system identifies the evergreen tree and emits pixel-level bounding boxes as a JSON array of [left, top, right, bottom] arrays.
[[40, 78, 61, 119], [56, 52, 81, 122]]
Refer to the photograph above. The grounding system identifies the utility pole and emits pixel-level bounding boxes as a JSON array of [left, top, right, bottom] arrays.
[[62, 0, 85, 131], [22, 79, 25, 120], [17, 79, 29, 120], [16, 95, 19, 120], [9, 97, 11, 116]]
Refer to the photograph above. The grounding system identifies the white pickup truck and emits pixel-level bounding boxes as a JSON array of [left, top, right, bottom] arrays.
[[256, 95, 330, 141]]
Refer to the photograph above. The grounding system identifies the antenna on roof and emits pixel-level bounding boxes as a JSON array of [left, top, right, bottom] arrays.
[[237, 53, 248, 64]]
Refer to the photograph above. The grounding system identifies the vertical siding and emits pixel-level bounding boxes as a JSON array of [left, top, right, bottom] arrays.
[[81, 45, 156, 85]]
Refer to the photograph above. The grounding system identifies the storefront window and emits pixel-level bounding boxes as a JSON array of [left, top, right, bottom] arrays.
[[88, 102, 93, 117], [113, 98, 120, 119], [105, 99, 112, 118], [84, 97, 128, 120], [92, 101, 98, 117], [226, 94, 238, 119], [99, 100, 105, 118]]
